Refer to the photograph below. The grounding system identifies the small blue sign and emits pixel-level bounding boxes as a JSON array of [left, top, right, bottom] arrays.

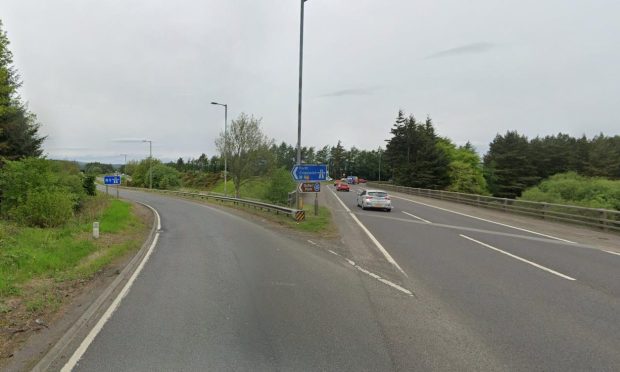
[[291, 164, 328, 181], [104, 175, 121, 185], [314, 183, 321, 192]]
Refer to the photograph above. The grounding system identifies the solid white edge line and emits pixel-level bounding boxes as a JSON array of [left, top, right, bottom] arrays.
[[61, 205, 162, 372], [402, 211, 431, 224], [329, 187, 408, 277], [459, 234, 576, 281], [392, 195, 575, 244], [330, 186, 352, 212], [349, 213, 409, 277], [605, 250, 620, 256]]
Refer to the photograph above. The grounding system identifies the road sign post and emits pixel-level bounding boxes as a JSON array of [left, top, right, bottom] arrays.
[[104, 175, 121, 197], [314, 192, 318, 216], [296, 181, 321, 216]]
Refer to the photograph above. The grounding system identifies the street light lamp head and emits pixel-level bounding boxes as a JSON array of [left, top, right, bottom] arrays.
[[210, 102, 218, 105]]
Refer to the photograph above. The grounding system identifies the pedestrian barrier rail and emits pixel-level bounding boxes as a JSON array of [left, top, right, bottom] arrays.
[[114, 186, 306, 221], [367, 182, 620, 232]]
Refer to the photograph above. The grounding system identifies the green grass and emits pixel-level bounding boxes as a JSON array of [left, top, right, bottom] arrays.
[[99, 199, 138, 233], [210, 177, 270, 200], [0, 225, 96, 296], [289, 206, 333, 233], [200, 177, 333, 234], [0, 198, 142, 298]]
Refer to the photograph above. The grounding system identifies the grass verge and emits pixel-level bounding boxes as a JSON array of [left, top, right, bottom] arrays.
[[0, 195, 150, 360], [180, 194, 335, 236], [0, 198, 142, 297]]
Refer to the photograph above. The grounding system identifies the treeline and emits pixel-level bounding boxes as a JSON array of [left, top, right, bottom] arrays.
[[484, 131, 620, 198], [384, 110, 488, 194]]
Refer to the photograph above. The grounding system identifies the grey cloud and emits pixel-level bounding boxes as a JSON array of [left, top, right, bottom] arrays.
[[111, 138, 149, 143], [318, 86, 381, 98], [424, 42, 497, 60]]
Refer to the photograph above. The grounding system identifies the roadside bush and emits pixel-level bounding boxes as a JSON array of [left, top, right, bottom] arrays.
[[520, 172, 620, 210], [0, 158, 86, 222], [149, 163, 181, 189], [14, 190, 74, 227], [264, 167, 296, 205], [83, 174, 96, 195]]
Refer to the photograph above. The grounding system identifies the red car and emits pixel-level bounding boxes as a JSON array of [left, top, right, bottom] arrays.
[[358, 178, 367, 183], [336, 183, 350, 192]]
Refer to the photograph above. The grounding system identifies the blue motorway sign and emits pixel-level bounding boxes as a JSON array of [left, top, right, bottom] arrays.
[[104, 175, 121, 185], [291, 164, 328, 181]]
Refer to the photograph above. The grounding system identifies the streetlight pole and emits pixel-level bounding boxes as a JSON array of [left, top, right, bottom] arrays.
[[296, 0, 307, 209], [142, 140, 152, 189], [120, 154, 127, 169], [119, 154, 128, 185], [378, 150, 382, 182], [211, 102, 228, 196]]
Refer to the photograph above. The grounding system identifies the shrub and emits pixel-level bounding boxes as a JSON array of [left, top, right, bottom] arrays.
[[264, 168, 296, 205], [520, 172, 620, 210], [0, 158, 86, 221], [14, 190, 74, 227], [149, 164, 180, 189], [83, 174, 96, 196]]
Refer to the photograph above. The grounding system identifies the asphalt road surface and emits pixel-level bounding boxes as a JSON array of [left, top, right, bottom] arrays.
[[330, 184, 620, 371], [61, 186, 620, 371]]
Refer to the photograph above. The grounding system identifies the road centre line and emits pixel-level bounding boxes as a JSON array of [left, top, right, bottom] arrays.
[[329, 187, 408, 277], [459, 234, 576, 281], [402, 211, 431, 223], [61, 204, 162, 372], [605, 250, 620, 256], [391, 195, 575, 244]]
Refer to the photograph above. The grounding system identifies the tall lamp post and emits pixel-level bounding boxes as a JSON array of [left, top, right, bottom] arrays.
[[211, 102, 228, 196], [378, 149, 382, 182], [296, 0, 308, 208], [142, 140, 152, 189], [119, 153, 128, 184]]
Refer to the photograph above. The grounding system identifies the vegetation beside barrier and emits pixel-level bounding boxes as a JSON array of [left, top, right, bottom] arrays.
[[369, 182, 620, 232]]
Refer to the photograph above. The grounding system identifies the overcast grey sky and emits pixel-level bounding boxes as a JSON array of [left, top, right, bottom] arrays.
[[3, 0, 619, 163]]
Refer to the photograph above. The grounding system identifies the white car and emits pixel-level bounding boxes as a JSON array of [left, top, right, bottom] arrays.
[[356, 189, 392, 212]]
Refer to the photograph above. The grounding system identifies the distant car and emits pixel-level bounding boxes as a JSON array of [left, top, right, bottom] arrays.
[[358, 178, 367, 183], [357, 189, 392, 211], [346, 176, 359, 184], [336, 182, 350, 192]]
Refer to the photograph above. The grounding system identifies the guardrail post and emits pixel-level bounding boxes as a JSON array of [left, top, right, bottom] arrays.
[[503, 198, 508, 211], [600, 209, 608, 231], [542, 202, 548, 219], [476, 195, 481, 207]]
